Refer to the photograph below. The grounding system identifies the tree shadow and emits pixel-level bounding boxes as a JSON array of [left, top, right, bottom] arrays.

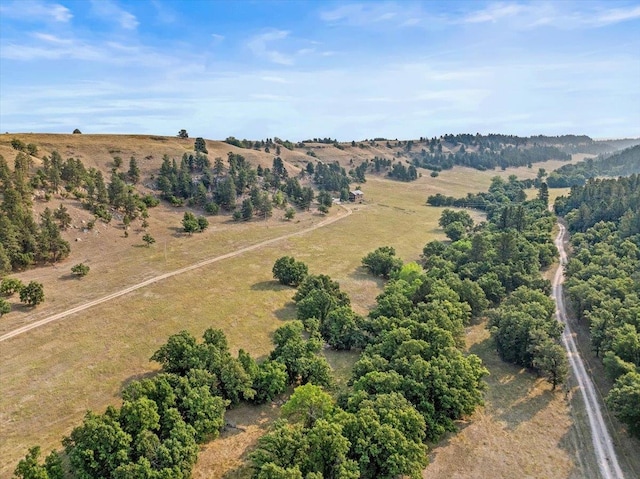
[[59, 273, 80, 281], [470, 336, 557, 430], [348, 266, 385, 286], [250, 280, 289, 292], [274, 303, 296, 322], [118, 370, 158, 395]]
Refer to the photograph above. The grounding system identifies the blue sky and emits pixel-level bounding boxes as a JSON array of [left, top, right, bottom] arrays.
[[0, 0, 639, 141]]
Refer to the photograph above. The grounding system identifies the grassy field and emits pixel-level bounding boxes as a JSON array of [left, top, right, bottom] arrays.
[[0, 134, 607, 478]]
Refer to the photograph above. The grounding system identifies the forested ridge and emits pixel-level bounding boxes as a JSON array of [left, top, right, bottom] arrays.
[[547, 145, 640, 188], [555, 174, 640, 439]]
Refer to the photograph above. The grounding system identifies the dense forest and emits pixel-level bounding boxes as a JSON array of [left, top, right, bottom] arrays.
[[547, 145, 640, 187], [555, 175, 640, 438]]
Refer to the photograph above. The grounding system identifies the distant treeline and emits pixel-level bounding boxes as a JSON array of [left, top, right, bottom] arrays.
[[411, 144, 570, 172], [547, 145, 640, 188], [427, 175, 536, 212]]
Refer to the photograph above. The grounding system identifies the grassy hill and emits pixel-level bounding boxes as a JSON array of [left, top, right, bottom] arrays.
[[1, 132, 633, 478]]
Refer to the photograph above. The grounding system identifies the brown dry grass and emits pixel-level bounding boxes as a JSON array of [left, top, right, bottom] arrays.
[[0, 133, 606, 478], [425, 320, 590, 479]]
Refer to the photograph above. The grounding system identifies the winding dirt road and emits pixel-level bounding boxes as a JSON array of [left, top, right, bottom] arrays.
[[553, 222, 624, 479], [0, 206, 352, 343]]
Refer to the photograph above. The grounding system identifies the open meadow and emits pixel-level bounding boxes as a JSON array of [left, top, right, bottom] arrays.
[[0, 135, 613, 478]]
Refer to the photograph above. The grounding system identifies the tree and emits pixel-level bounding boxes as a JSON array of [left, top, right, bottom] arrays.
[[532, 338, 568, 390], [13, 446, 63, 479], [281, 384, 334, 428], [284, 207, 296, 220], [73, 128, 82, 134], [241, 198, 254, 220], [178, 129, 189, 139], [254, 360, 288, 403], [0, 298, 10, 317], [1, 277, 23, 296], [194, 137, 208, 154], [197, 216, 209, 232], [362, 246, 402, 279], [444, 222, 466, 242], [71, 263, 90, 277], [272, 256, 309, 287], [63, 409, 132, 478], [142, 233, 155, 247], [53, 204, 71, 230], [182, 212, 200, 235], [606, 372, 640, 438], [20, 281, 44, 306], [128, 157, 140, 184]]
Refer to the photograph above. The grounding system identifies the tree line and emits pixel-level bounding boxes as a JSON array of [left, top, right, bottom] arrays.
[[555, 175, 640, 438], [547, 145, 640, 188]]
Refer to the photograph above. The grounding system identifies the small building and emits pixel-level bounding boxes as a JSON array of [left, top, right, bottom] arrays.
[[349, 189, 364, 203]]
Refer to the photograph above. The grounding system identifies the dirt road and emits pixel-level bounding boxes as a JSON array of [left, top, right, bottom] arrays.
[[0, 206, 352, 343], [553, 222, 624, 479]]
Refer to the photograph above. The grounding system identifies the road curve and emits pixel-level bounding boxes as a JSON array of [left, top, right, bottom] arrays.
[[0, 206, 352, 342], [553, 222, 624, 479]]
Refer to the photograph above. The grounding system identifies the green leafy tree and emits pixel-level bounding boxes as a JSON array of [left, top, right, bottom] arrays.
[[0, 298, 10, 317], [532, 338, 568, 390], [62, 409, 132, 479], [71, 263, 90, 277], [182, 212, 199, 235], [13, 446, 63, 479], [281, 384, 335, 428], [606, 372, 640, 438], [272, 256, 309, 287], [362, 246, 403, 279], [197, 216, 209, 232], [253, 360, 288, 403], [1, 277, 23, 296], [20, 281, 44, 306], [284, 207, 296, 220]]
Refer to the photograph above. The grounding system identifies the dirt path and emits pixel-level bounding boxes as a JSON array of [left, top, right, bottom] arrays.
[[553, 222, 624, 479], [0, 205, 352, 343]]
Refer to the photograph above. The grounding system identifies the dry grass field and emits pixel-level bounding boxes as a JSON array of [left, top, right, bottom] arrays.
[[0, 134, 624, 478]]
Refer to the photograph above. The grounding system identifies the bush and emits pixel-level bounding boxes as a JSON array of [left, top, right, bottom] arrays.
[[1, 277, 24, 297], [71, 263, 90, 277], [20, 281, 44, 306]]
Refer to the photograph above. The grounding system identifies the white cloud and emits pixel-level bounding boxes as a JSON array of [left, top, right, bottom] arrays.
[[458, 2, 640, 29], [247, 30, 293, 65], [0, 0, 72, 22], [461, 2, 526, 24], [211, 33, 225, 42], [90, 0, 138, 30], [319, 2, 426, 27], [31, 32, 73, 44]]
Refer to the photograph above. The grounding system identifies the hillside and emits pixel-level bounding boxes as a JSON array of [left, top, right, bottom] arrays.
[[2, 132, 639, 479]]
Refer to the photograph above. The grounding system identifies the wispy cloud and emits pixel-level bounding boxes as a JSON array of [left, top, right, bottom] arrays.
[[0, 0, 72, 22], [461, 3, 527, 24], [247, 30, 293, 65], [319, 2, 427, 27], [90, 0, 139, 30], [458, 2, 640, 29]]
